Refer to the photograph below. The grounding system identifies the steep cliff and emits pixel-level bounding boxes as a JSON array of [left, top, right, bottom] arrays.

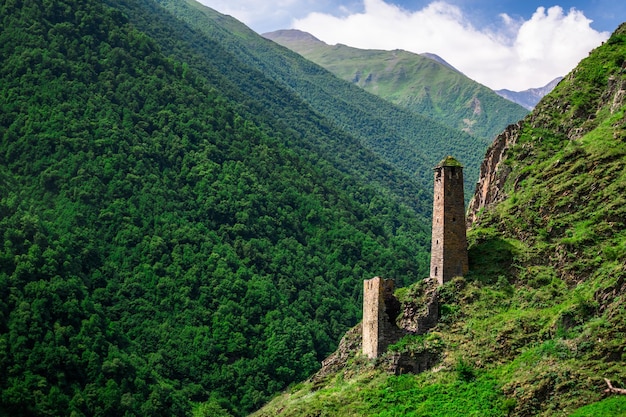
[[466, 122, 521, 225]]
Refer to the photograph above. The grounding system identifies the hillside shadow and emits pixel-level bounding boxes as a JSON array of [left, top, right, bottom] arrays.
[[467, 237, 518, 285]]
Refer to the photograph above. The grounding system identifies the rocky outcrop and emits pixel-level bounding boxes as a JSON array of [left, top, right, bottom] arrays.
[[468, 57, 626, 228], [386, 351, 440, 376], [397, 278, 439, 333], [312, 325, 362, 383], [312, 279, 442, 381], [606, 73, 626, 116], [466, 122, 523, 226]]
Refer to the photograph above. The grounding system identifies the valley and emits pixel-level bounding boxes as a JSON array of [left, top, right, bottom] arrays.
[[0, 1, 624, 416]]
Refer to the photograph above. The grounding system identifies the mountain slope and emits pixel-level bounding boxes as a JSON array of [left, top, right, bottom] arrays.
[[253, 22, 626, 417], [0, 0, 435, 415], [139, 0, 490, 199], [263, 29, 529, 145], [106, 0, 427, 211]]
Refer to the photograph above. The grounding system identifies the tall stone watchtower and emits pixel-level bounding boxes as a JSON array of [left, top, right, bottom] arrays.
[[430, 156, 469, 285]]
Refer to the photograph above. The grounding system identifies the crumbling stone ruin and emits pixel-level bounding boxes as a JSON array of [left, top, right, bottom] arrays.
[[362, 277, 403, 359], [313, 278, 441, 381], [360, 276, 441, 360]]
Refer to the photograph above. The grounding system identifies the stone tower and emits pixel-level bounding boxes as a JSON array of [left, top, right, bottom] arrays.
[[362, 277, 401, 359], [430, 156, 469, 285]]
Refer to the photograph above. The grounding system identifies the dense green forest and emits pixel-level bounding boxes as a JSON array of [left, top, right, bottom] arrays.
[[106, 0, 434, 211], [253, 23, 626, 417], [0, 0, 434, 415], [131, 0, 488, 200]]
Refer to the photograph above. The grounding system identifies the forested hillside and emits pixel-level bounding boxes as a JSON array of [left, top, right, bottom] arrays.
[[105, 0, 429, 213], [263, 29, 529, 146], [253, 23, 626, 417], [0, 0, 434, 415], [130, 0, 488, 200]]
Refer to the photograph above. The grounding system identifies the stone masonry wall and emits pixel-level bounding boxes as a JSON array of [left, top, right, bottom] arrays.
[[430, 160, 469, 285], [362, 277, 403, 359]]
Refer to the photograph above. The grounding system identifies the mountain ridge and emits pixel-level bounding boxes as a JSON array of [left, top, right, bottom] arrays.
[[263, 28, 529, 146], [495, 77, 564, 110], [146, 2, 490, 200], [419, 52, 462, 73]]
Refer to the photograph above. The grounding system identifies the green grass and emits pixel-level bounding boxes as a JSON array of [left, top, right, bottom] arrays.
[[371, 374, 510, 417], [252, 371, 512, 417], [569, 396, 626, 417]]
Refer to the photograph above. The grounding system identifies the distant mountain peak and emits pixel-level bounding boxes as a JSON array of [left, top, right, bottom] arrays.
[[420, 52, 462, 74], [263, 29, 324, 44], [495, 77, 563, 110]]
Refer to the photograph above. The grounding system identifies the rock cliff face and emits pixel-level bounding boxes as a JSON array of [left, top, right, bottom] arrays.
[[466, 122, 522, 226], [397, 278, 439, 333]]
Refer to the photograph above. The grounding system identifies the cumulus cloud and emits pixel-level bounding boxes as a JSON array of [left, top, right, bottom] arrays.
[[293, 0, 609, 90]]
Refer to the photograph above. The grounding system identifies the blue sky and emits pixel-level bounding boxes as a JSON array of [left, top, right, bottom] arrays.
[[196, 0, 623, 90], [396, 0, 623, 33]]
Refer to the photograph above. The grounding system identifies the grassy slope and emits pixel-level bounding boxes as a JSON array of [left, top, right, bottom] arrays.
[[251, 23, 626, 417], [264, 30, 529, 145]]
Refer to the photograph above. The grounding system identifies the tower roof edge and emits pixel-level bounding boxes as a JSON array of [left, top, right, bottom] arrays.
[[435, 155, 463, 168]]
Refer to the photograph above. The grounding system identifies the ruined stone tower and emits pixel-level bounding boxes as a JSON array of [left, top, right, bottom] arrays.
[[430, 156, 469, 285], [362, 277, 402, 359]]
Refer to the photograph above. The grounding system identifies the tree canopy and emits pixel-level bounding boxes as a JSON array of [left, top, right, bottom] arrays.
[[0, 0, 431, 415]]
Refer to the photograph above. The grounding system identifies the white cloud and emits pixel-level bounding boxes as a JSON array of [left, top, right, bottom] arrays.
[[196, 0, 336, 34], [293, 0, 610, 90]]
